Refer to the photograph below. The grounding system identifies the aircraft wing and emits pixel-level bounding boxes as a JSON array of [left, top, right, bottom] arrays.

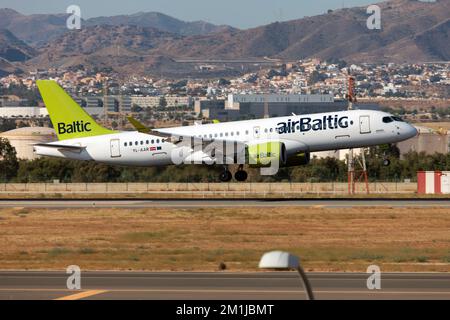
[[126, 116, 171, 138]]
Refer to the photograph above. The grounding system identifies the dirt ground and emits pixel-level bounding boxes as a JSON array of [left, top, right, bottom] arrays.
[[0, 206, 449, 272]]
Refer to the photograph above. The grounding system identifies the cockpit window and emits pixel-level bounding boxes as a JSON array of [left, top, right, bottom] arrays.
[[392, 116, 404, 122], [382, 116, 394, 123]]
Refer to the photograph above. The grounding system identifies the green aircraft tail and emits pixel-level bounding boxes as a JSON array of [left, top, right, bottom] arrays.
[[36, 80, 115, 140]]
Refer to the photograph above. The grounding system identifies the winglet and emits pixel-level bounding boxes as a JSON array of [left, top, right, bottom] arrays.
[[127, 116, 150, 133]]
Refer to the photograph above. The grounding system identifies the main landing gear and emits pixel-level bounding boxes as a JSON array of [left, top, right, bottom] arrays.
[[219, 165, 248, 182], [234, 165, 248, 182]]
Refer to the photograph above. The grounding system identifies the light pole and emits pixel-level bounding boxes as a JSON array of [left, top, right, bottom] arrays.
[[259, 250, 315, 300]]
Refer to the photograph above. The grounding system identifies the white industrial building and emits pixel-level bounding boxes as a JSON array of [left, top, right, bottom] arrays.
[[0, 127, 57, 160], [0, 106, 103, 118], [131, 96, 193, 109], [226, 93, 335, 110], [0, 107, 48, 118]]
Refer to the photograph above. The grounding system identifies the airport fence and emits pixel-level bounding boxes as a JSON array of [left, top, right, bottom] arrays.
[[0, 182, 417, 197]]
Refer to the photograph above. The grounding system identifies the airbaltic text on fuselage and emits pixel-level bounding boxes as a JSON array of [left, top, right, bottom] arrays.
[[57, 121, 91, 134], [277, 115, 350, 134]]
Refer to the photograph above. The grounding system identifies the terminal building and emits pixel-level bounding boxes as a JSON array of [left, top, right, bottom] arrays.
[[397, 127, 450, 156], [195, 93, 379, 121]]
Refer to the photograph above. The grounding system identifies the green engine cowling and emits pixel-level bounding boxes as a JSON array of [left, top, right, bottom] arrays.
[[285, 151, 310, 167], [246, 142, 310, 168], [246, 141, 287, 168]]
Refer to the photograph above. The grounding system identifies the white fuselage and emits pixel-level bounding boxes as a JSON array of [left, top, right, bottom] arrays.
[[34, 110, 418, 166]]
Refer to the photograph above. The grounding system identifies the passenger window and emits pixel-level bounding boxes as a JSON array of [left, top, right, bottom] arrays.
[[245, 130, 249, 135], [140, 141, 144, 145], [124, 142, 127, 147], [151, 140, 154, 144], [135, 141, 138, 146], [156, 139, 160, 143], [231, 132, 234, 136], [236, 131, 240, 136], [146, 140, 149, 144], [382, 117, 394, 123], [220, 133, 223, 137], [225, 132, 229, 137]]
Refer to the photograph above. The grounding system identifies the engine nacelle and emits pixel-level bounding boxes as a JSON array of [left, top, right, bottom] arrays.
[[246, 141, 287, 168], [285, 151, 311, 167]]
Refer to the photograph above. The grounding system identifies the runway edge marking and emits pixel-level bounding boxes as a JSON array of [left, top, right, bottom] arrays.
[[54, 290, 108, 300]]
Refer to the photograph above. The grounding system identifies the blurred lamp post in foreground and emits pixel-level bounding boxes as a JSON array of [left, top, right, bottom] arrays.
[[259, 250, 314, 300]]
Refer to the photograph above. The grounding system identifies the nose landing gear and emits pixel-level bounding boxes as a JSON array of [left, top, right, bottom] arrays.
[[219, 168, 232, 182]]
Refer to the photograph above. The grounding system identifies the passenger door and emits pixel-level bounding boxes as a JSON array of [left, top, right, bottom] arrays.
[[110, 139, 121, 158], [359, 115, 371, 134]]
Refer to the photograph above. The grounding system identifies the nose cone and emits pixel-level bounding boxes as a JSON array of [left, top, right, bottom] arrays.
[[405, 124, 418, 139]]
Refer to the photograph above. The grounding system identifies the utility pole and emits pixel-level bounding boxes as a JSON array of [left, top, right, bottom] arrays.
[[347, 75, 369, 195], [103, 80, 109, 124]]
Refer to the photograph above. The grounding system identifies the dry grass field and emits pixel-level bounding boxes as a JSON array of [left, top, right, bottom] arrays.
[[0, 206, 449, 272], [413, 122, 450, 131]]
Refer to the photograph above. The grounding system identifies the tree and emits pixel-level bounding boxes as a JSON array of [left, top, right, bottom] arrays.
[[0, 138, 19, 181]]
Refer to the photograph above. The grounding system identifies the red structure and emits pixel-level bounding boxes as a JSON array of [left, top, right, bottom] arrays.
[[417, 171, 450, 194]]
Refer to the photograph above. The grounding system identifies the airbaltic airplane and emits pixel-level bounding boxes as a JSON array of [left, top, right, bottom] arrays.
[[34, 80, 417, 182]]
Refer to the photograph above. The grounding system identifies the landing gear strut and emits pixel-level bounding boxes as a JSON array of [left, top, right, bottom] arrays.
[[234, 165, 248, 182]]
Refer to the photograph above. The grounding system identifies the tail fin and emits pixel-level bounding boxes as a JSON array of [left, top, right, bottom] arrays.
[[36, 80, 115, 140]]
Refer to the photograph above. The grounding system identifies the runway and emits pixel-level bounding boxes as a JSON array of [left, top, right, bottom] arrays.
[[0, 271, 448, 300], [0, 199, 449, 209]]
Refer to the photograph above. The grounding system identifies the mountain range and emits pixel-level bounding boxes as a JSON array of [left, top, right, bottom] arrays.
[[0, 0, 448, 77]]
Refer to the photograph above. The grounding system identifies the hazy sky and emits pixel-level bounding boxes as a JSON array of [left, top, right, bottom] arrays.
[[0, 0, 379, 28]]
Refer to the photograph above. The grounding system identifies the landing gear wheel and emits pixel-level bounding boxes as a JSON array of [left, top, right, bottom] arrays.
[[383, 159, 391, 166], [234, 170, 248, 182], [219, 170, 232, 182]]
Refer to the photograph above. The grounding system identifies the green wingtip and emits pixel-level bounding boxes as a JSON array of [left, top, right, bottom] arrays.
[[127, 116, 150, 133]]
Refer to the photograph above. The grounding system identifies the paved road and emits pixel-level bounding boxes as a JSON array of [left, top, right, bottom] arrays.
[[0, 199, 449, 209], [0, 272, 448, 300]]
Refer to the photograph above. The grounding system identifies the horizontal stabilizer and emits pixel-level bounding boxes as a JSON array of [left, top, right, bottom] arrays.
[[33, 143, 86, 152]]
